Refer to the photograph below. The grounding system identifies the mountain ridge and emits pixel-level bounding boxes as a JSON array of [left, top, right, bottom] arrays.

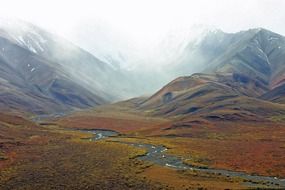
[[138, 28, 285, 123], [0, 19, 115, 114]]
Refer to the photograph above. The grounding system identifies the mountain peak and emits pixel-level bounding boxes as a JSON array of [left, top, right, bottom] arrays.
[[242, 27, 283, 38]]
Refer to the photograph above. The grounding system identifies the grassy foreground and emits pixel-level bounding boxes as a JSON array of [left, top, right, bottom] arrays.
[[0, 113, 169, 190], [1, 108, 285, 189], [0, 114, 248, 190]]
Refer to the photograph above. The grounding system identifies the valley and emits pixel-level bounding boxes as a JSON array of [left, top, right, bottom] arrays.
[[58, 102, 285, 178], [1, 103, 285, 189], [1, 17, 285, 189]]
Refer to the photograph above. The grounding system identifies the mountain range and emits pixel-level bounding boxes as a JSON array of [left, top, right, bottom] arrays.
[[1, 19, 285, 119]]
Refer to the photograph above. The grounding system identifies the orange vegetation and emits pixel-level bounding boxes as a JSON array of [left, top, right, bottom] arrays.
[[58, 115, 163, 133], [142, 165, 245, 190], [58, 106, 285, 178], [133, 121, 285, 177]]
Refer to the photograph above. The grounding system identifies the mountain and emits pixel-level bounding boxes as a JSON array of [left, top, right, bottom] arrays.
[[139, 28, 285, 122], [203, 28, 285, 88], [2, 19, 285, 117], [59, 23, 285, 99], [163, 28, 231, 77], [0, 19, 122, 114], [69, 23, 218, 95], [139, 73, 285, 120], [170, 28, 285, 87], [261, 83, 285, 103]]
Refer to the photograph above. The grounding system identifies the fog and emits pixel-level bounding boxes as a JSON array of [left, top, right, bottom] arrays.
[[0, 0, 284, 98], [1, 0, 285, 69]]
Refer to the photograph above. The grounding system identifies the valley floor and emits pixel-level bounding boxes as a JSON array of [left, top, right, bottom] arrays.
[[1, 105, 285, 189]]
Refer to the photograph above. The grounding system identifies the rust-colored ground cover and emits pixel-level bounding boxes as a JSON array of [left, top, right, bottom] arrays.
[[141, 165, 246, 190], [57, 103, 169, 134], [58, 106, 285, 178], [58, 115, 165, 133], [122, 121, 285, 178], [0, 113, 170, 190], [2, 106, 285, 189]]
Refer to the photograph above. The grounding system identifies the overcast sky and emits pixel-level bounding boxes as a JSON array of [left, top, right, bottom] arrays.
[[0, 0, 285, 41]]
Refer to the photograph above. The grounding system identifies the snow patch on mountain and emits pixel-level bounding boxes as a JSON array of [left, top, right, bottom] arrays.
[[0, 18, 48, 55]]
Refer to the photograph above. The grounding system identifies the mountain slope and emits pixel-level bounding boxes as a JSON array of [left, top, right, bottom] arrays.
[[139, 73, 284, 120], [0, 35, 107, 114], [261, 83, 285, 103], [172, 28, 285, 87], [0, 19, 118, 114], [203, 29, 285, 88], [0, 19, 137, 99], [140, 28, 285, 121]]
